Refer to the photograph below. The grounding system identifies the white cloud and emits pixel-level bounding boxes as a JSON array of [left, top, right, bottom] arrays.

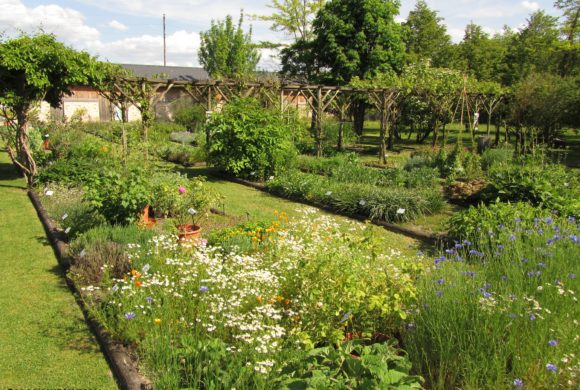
[[102, 30, 200, 66], [521, 1, 540, 11], [109, 20, 128, 31], [0, 0, 101, 46]]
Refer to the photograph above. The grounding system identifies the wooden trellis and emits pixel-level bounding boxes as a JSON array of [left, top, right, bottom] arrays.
[[116, 77, 503, 157]]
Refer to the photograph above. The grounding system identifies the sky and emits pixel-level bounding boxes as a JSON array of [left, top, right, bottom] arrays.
[[0, 1, 564, 70]]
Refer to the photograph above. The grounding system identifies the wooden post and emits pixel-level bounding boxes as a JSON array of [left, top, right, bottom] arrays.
[[379, 90, 388, 164], [316, 86, 323, 157]]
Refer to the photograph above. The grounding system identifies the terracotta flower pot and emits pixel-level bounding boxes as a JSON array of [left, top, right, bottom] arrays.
[[139, 205, 156, 228], [177, 224, 202, 241]]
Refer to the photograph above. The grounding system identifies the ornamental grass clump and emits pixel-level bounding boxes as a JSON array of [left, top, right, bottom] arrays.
[[405, 203, 579, 389], [83, 208, 423, 388]]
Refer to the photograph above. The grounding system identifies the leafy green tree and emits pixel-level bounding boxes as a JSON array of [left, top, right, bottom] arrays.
[[199, 12, 260, 79], [258, 0, 326, 41], [313, 0, 405, 84], [312, 0, 405, 135], [503, 11, 561, 84], [0, 33, 104, 186], [509, 72, 579, 152], [554, 0, 579, 75], [399, 62, 463, 147], [403, 0, 452, 68], [457, 23, 499, 81]]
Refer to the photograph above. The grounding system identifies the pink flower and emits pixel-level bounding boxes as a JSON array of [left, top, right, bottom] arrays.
[[178, 186, 186, 194]]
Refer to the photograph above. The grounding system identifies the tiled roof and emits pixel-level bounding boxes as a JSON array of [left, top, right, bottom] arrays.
[[119, 64, 211, 81]]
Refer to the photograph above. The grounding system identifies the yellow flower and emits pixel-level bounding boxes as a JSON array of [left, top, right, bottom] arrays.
[[154, 318, 161, 325]]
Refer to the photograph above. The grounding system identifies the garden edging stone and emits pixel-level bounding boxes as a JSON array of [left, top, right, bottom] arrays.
[[28, 190, 153, 390]]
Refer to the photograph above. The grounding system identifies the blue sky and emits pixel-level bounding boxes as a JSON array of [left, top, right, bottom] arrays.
[[0, 1, 563, 69]]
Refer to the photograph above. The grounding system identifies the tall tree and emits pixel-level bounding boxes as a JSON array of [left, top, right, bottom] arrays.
[[313, 0, 405, 135], [554, 0, 579, 75], [313, 0, 405, 84], [403, 0, 452, 68], [458, 22, 497, 81], [258, 0, 326, 41], [503, 11, 561, 84], [199, 12, 260, 79], [0, 33, 104, 186]]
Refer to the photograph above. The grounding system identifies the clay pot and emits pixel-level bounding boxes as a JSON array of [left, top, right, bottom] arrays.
[[177, 224, 202, 241], [140, 205, 156, 228]]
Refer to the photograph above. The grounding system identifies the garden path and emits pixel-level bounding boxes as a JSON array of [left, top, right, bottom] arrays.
[[0, 150, 117, 389]]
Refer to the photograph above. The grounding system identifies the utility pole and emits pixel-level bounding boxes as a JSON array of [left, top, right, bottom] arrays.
[[163, 13, 167, 66]]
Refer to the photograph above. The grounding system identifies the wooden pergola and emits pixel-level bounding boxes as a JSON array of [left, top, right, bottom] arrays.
[[114, 78, 504, 160]]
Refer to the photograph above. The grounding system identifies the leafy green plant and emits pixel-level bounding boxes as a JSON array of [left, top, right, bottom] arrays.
[[275, 340, 423, 389], [157, 143, 205, 167], [483, 163, 579, 216], [480, 146, 514, 171], [173, 105, 206, 132], [207, 97, 298, 180], [84, 168, 151, 224]]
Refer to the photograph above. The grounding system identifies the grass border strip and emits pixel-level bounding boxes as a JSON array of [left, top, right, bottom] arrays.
[[213, 173, 446, 246], [28, 190, 153, 390]]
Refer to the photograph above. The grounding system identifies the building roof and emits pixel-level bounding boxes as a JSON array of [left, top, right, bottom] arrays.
[[119, 64, 210, 82]]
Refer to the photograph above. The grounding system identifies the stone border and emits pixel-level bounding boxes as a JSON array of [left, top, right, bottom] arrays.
[[28, 190, 153, 390], [213, 173, 447, 246]]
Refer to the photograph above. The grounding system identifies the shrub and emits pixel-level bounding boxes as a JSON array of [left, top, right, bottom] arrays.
[[403, 153, 437, 171], [169, 131, 196, 145], [173, 104, 206, 132], [84, 168, 151, 224], [207, 97, 297, 180], [157, 143, 205, 166], [275, 340, 423, 389], [38, 183, 106, 238], [483, 163, 579, 216], [480, 146, 513, 171]]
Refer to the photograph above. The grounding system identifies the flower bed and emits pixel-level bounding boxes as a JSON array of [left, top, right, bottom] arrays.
[[81, 208, 423, 388]]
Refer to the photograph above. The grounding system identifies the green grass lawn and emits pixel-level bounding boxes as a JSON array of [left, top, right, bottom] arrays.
[[0, 150, 117, 389]]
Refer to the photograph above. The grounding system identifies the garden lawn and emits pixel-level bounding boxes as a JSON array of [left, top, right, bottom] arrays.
[[0, 150, 117, 389]]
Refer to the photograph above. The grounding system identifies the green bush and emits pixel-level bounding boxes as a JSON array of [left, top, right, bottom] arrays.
[[275, 340, 423, 389], [480, 146, 513, 171], [157, 143, 205, 166], [84, 168, 151, 225], [483, 163, 579, 216], [169, 131, 196, 145], [173, 104, 206, 132], [208, 97, 297, 180]]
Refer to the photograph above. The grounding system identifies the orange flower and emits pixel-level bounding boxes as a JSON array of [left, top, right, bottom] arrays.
[[135, 281, 142, 288], [256, 296, 263, 304]]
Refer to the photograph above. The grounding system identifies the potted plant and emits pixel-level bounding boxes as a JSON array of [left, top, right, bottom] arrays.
[[173, 179, 213, 241]]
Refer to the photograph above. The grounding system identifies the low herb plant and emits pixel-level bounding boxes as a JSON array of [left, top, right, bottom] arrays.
[[267, 170, 444, 223]]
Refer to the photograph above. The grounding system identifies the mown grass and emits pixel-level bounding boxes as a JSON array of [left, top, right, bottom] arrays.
[[0, 150, 117, 389]]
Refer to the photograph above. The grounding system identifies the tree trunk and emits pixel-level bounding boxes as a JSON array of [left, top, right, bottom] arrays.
[[315, 87, 323, 158], [352, 100, 366, 137], [15, 107, 36, 187], [494, 116, 501, 146], [337, 116, 344, 152]]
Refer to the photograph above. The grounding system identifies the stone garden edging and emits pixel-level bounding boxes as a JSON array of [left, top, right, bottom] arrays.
[[28, 190, 153, 390]]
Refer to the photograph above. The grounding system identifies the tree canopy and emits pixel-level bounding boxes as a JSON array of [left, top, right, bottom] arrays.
[[198, 12, 261, 79], [0, 33, 104, 185], [312, 0, 406, 84], [403, 0, 452, 68]]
